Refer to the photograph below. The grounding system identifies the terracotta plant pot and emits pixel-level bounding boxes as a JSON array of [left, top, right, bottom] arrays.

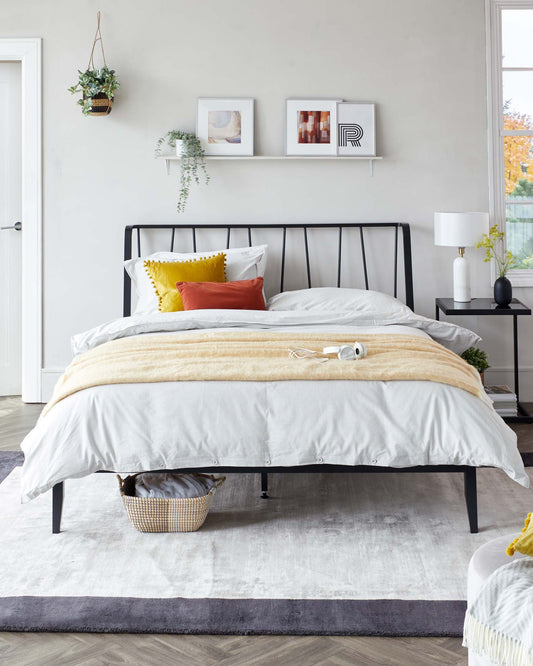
[[84, 92, 113, 116], [479, 371, 484, 385], [493, 276, 512, 306]]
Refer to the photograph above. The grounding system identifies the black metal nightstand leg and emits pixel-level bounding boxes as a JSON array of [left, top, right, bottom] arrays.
[[513, 315, 520, 404]]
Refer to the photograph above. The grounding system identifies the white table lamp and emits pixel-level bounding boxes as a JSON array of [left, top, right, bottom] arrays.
[[434, 212, 489, 303]]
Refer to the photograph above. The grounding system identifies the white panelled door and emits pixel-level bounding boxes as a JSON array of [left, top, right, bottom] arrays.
[[0, 62, 22, 396]]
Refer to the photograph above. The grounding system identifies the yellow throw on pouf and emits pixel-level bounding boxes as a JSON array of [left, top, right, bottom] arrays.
[[42, 331, 492, 418], [507, 513, 533, 556]]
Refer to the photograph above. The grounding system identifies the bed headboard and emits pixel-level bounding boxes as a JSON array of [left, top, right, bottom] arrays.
[[123, 223, 414, 317]]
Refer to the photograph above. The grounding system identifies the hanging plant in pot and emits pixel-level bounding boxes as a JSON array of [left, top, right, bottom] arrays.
[[68, 12, 119, 116], [477, 225, 516, 306], [155, 131, 210, 213]]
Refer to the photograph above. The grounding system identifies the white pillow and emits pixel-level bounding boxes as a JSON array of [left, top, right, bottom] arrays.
[[267, 287, 411, 316], [125, 244, 268, 315]]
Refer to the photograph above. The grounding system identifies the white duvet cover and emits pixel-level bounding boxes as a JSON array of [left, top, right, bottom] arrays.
[[20, 310, 528, 501]]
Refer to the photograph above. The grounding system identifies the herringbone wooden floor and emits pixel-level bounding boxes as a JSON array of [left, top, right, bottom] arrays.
[[8, 397, 532, 665], [0, 632, 468, 665]]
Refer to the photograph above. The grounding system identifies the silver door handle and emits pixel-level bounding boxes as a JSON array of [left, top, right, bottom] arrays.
[[1, 221, 21, 231]]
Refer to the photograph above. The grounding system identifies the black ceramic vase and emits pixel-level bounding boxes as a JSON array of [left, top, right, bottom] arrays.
[[493, 276, 512, 306]]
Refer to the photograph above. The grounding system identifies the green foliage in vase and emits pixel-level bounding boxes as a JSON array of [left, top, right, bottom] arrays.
[[460, 347, 490, 373], [155, 131, 210, 213], [477, 224, 516, 277], [68, 66, 119, 116]]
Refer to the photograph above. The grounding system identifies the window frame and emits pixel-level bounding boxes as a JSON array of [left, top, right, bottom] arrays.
[[487, 0, 533, 286]]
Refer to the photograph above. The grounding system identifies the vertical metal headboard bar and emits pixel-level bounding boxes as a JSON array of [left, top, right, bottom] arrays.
[[359, 227, 369, 290], [303, 227, 311, 288], [136, 228, 141, 258], [123, 226, 133, 317], [247, 227, 252, 247], [337, 227, 343, 288], [280, 227, 287, 293], [170, 227, 176, 252], [400, 223, 414, 310], [394, 226, 398, 298], [192, 228, 197, 252], [226, 227, 231, 249]]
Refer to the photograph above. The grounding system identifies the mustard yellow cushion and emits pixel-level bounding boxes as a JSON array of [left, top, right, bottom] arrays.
[[507, 513, 533, 556], [144, 253, 226, 312]]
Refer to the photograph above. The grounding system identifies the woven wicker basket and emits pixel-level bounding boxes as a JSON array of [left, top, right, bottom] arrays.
[[83, 92, 113, 115], [117, 473, 225, 533]]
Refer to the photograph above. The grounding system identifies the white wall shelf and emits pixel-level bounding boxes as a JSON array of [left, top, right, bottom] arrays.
[[159, 155, 383, 176]]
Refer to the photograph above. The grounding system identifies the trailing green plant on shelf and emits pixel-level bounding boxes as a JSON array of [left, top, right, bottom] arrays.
[[155, 131, 210, 213], [461, 347, 490, 374], [68, 66, 120, 116]]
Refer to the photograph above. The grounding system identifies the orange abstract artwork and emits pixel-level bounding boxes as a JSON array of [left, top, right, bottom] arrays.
[[297, 111, 330, 144]]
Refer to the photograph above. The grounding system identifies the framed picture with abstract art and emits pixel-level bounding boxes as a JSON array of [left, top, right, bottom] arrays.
[[285, 99, 341, 156], [196, 98, 254, 156], [336, 103, 376, 156]]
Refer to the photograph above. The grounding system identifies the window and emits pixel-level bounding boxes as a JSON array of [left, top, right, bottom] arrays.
[[488, 1, 533, 284]]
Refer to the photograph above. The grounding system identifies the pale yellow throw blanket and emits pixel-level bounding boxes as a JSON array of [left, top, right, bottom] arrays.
[[43, 331, 490, 417]]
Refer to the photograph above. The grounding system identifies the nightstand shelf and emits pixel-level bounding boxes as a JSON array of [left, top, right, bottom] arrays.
[[435, 298, 532, 424]]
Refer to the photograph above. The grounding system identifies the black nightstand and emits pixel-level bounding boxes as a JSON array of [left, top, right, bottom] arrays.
[[435, 298, 532, 423]]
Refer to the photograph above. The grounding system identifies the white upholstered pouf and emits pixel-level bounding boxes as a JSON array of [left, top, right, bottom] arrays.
[[467, 534, 528, 666]]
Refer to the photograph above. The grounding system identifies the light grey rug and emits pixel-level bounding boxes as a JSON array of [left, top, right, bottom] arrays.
[[1, 460, 532, 634]]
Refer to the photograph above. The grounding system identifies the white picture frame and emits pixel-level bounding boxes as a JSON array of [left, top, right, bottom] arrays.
[[336, 103, 376, 156], [196, 98, 254, 156], [285, 99, 341, 156]]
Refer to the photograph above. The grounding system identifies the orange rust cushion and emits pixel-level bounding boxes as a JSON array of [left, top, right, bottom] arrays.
[[176, 277, 266, 311]]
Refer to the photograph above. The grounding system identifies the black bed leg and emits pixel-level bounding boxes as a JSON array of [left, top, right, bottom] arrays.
[[261, 473, 269, 499], [464, 468, 478, 534], [52, 482, 64, 534]]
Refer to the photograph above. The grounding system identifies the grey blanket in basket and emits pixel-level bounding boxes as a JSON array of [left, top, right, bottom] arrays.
[[134, 473, 216, 499]]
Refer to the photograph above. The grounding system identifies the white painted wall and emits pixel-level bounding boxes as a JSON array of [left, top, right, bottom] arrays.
[[2, 0, 532, 399]]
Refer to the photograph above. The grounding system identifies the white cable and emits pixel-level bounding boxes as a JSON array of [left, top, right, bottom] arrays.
[[288, 348, 329, 362]]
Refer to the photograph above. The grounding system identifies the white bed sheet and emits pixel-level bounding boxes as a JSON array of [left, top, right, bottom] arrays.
[[20, 319, 528, 502], [71, 308, 482, 355]]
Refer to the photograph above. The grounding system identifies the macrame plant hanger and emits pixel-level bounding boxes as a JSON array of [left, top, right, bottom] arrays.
[[88, 11, 107, 71], [85, 11, 114, 116]]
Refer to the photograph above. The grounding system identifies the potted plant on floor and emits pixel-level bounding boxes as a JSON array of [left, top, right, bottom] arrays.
[[155, 131, 210, 213], [461, 347, 490, 384], [477, 225, 516, 306]]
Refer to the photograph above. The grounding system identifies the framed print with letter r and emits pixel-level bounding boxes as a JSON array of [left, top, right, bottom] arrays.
[[336, 103, 376, 156]]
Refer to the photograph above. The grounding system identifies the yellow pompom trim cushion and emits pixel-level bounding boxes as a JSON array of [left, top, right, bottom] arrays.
[[144, 253, 227, 312], [507, 512, 533, 556]]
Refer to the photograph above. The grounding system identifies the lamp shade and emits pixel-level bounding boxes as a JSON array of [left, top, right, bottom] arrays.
[[434, 212, 489, 247]]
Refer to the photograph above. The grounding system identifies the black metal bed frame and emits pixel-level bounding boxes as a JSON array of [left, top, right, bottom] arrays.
[[122, 222, 416, 316], [51, 222, 479, 534]]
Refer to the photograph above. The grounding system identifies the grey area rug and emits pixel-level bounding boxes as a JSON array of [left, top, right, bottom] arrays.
[[0, 597, 465, 636], [0, 451, 23, 483], [2, 452, 531, 636]]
